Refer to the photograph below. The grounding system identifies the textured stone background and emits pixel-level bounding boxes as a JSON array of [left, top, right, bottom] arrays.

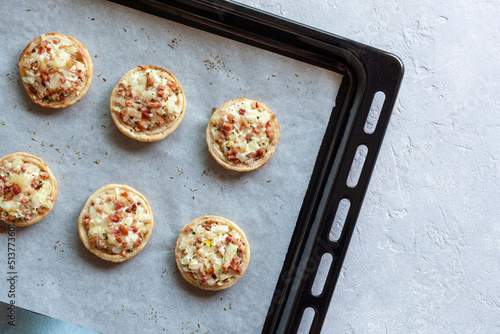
[[235, 0, 500, 333]]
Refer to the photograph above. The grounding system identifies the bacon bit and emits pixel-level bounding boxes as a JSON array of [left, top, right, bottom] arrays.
[[227, 113, 235, 122], [148, 102, 161, 108], [125, 100, 133, 106], [114, 202, 125, 210], [166, 81, 177, 91], [222, 123, 232, 131], [20, 197, 28, 204], [157, 90, 164, 97], [239, 109, 245, 115], [122, 113, 130, 123], [132, 227, 138, 233], [146, 75, 154, 87], [39, 171, 49, 180], [12, 185, 21, 195], [134, 237, 142, 247], [115, 237, 122, 243], [121, 242, 127, 249], [266, 129, 274, 141], [137, 121, 147, 130], [226, 236, 232, 243], [59, 94, 65, 101], [119, 225, 129, 236], [108, 213, 120, 222], [211, 273, 217, 279], [197, 234, 202, 243], [254, 123, 264, 133], [131, 203, 137, 211], [91, 236, 99, 245], [95, 205, 103, 213], [76, 49, 85, 62], [29, 86, 37, 94]]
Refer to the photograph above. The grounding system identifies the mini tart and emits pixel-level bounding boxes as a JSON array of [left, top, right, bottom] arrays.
[[110, 65, 186, 142], [175, 215, 250, 291], [206, 98, 280, 172], [18, 33, 93, 108], [78, 184, 154, 263], [0, 152, 57, 227]]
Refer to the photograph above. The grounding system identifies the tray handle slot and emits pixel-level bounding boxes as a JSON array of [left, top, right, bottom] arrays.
[[328, 198, 351, 242], [310, 253, 334, 297], [364, 91, 386, 134], [297, 307, 316, 334], [346, 144, 368, 188]]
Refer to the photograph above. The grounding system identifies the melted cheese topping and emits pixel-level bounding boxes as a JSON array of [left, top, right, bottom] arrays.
[[178, 219, 247, 287], [210, 100, 274, 164], [84, 188, 152, 255], [0, 158, 54, 223], [19, 34, 90, 103], [112, 67, 183, 133]]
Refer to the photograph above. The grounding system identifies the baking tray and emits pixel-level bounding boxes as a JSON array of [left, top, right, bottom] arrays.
[[105, 0, 404, 333], [0, 0, 403, 332]]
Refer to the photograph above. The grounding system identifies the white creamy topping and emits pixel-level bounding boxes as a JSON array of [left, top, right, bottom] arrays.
[[20, 34, 88, 101], [114, 68, 183, 131], [178, 220, 245, 286], [87, 189, 151, 253], [0, 158, 54, 220], [210, 100, 273, 164]]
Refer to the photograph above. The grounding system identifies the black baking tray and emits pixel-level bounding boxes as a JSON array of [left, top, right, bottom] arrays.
[[106, 0, 404, 333]]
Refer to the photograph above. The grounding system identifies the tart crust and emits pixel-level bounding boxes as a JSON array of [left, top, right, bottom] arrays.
[[18, 33, 93, 108], [175, 215, 250, 291], [110, 65, 186, 142], [206, 97, 279, 172], [0, 152, 58, 227], [78, 184, 154, 263]]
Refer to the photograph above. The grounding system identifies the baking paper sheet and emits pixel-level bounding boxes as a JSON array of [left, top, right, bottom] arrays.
[[0, 0, 342, 332]]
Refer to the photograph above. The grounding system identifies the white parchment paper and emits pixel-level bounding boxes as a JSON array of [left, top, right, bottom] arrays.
[[0, 0, 342, 332]]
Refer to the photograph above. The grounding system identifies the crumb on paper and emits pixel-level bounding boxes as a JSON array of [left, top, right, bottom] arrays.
[[295, 73, 299, 77]]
